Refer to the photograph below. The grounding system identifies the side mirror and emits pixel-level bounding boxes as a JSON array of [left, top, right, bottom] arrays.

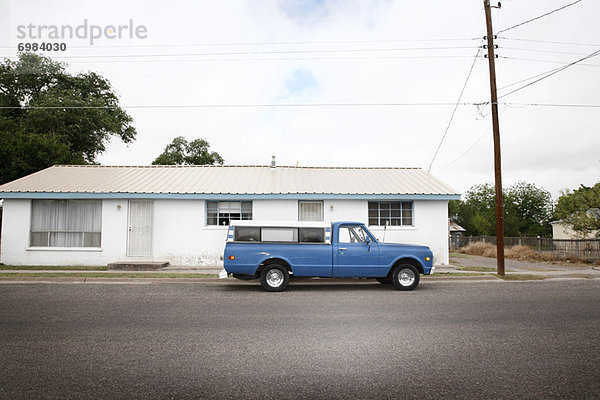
[[365, 236, 371, 244]]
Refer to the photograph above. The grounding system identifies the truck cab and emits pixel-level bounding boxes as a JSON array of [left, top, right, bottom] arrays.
[[224, 221, 434, 292]]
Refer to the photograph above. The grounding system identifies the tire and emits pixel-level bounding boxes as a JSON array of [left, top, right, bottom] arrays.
[[259, 264, 289, 292], [376, 277, 392, 284], [391, 264, 420, 291]]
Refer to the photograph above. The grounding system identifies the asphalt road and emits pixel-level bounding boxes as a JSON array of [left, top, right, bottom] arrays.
[[1, 279, 599, 399]]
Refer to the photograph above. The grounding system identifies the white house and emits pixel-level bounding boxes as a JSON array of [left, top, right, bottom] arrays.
[[0, 165, 460, 266]]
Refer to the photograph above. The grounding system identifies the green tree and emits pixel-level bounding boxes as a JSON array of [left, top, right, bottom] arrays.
[[504, 181, 553, 237], [453, 183, 496, 236], [554, 183, 600, 238], [152, 136, 224, 165], [0, 53, 136, 185], [452, 182, 554, 237]]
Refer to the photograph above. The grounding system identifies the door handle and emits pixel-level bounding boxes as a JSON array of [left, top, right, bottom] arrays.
[[339, 248, 348, 251]]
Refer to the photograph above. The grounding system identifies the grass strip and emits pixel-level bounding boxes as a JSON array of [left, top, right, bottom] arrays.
[[495, 274, 548, 281], [0, 265, 108, 271], [0, 272, 219, 279], [457, 266, 497, 272], [423, 272, 489, 277]]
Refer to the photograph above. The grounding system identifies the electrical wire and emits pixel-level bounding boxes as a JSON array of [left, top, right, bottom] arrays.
[[0, 54, 479, 64], [496, 0, 584, 34], [501, 46, 592, 57], [498, 48, 600, 99], [1, 102, 598, 110], [503, 102, 600, 108], [427, 44, 483, 172], [499, 37, 600, 47], [3, 46, 480, 60], [499, 55, 600, 68], [0, 102, 482, 110], [0, 37, 481, 49], [434, 127, 490, 174]]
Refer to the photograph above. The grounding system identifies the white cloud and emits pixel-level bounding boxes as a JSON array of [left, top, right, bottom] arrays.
[[1, 0, 599, 198]]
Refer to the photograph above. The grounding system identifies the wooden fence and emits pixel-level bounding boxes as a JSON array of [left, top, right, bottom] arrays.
[[450, 235, 600, 261]]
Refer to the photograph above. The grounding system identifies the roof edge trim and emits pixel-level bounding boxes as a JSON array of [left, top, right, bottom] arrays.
[[1, 192, 461, 201]]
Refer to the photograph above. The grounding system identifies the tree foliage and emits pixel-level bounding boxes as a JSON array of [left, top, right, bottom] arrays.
[[504, 181, 553, 237], [554, 183, 600, 238], [451, 182, 553, 237], [0, 53, 136, 185], [152, 136, 224, 166]]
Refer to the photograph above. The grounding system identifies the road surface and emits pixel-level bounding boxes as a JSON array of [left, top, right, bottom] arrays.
[[1, 279, 599, 399]]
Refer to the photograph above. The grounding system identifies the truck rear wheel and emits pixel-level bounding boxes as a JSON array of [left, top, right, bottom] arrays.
[[260, 264, 289, 292], [391, 264, 420, 291]]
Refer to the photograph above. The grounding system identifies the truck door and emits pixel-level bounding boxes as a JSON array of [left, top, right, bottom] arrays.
[[334, 224, 379, 277]]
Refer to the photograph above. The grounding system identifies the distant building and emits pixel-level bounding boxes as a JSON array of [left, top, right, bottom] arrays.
[[551, 221, 599, 240], [449, 221, 466, 249], [0, 165, 460, 266]]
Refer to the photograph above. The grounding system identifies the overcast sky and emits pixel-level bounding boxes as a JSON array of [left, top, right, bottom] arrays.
[[1, 0, 599, 198]]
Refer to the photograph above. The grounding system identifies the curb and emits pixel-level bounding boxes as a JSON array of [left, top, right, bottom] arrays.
[[0, 274, 598, 285]]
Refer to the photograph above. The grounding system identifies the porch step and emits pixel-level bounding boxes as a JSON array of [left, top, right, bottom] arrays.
[[107, 261, 170, 271]]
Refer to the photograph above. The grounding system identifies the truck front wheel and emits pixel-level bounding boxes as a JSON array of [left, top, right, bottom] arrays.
[[392, 264, 420, 291], [260, 264, 289, 292]]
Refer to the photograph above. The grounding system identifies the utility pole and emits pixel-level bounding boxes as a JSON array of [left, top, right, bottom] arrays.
[[483, 0, 505, 276]]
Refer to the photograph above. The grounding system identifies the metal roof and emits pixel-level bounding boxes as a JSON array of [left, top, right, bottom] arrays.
[[0, 165, 459, 199]]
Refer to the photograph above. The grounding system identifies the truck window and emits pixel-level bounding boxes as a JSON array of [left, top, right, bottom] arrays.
[[234, 226, 260, 241], [298, 228, 325, 243], [261, 227, 298, 242], [339, 226, 367, 243]]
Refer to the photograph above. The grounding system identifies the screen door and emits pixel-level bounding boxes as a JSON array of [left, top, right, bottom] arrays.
[[127, 200, 153, 256]]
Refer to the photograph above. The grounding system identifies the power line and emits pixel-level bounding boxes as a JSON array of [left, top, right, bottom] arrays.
[[496, 0, 584, 34], [0, 102, 482, 110], [0, 37, 481, 50], [497, 56, 593, 91], [434, 126, 490, 174], [504, 102, 600, 108], [502, 46, 592, 57], [427, 45, 483, 172], [0, 54, 479, 64], [4, 46, 479, 60], [500, 55, 600, 68], [498, 48, 600, 99], [499, 37, 600, 47], [1, 102, 599, 110]]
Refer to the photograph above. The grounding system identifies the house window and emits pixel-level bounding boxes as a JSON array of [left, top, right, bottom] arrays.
[[30, 200, 102, 247], [206, 201, 252, 226], [368, 201, 413, 226], [299, 201, 323, 221]]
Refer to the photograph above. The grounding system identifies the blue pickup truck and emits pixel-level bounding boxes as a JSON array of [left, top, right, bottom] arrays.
[[224, 221, 434, 292]]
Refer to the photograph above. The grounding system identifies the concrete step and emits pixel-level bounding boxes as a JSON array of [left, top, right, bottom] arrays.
[[108, 261, 170, 271]]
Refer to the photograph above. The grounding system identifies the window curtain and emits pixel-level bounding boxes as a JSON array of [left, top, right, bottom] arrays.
[[299, 201, 323, 221], [31, 200, 102, 247]]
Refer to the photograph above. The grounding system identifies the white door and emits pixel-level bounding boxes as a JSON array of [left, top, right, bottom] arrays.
[[127, 200, 153, 257]]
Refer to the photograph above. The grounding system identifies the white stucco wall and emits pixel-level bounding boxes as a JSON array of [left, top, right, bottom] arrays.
[[0, 199, 128, 266], [367, 200, 449, 265], [0, 197, 450, 266]]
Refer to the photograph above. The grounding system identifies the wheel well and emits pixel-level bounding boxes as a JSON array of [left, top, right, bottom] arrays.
[[258, 259, 292, 275], [389, 258, 423, 276]]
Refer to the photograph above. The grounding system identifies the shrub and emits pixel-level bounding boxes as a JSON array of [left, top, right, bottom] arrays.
[[458, 242, 497, 257], [504, 245, 540, 260], [459, 242, 569, 263]]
